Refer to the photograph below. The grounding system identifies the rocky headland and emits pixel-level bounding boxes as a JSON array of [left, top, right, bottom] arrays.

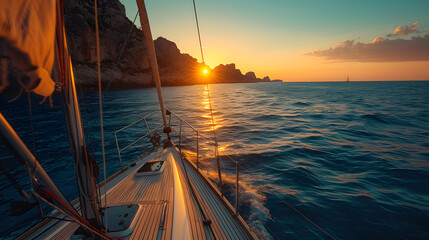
[[65, 0, 278, 89]]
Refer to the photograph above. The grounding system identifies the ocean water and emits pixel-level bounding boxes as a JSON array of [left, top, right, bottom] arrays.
[[0, 81, 428, 239]]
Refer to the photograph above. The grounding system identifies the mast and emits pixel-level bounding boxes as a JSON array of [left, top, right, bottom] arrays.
[[0, 0, 101, 230], [136, 0, 171, 140], [57, 7, 102, 227]]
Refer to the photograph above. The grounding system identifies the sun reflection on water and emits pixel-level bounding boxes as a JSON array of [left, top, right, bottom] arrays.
[[200, 86, 224, 133]]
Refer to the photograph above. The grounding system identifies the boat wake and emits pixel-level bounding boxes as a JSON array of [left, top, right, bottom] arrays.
[[198, 168, 274, 240]]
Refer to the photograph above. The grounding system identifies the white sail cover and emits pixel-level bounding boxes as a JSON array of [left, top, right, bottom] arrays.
[[0, 0, 56, 97]]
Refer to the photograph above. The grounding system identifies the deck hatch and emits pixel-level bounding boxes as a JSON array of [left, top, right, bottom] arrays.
[[100, 204, 143, 238], [136, 160, 166, 176]]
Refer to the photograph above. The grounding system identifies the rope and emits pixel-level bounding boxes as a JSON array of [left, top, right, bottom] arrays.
[[263, 222, 282, 240], [191, 0, 222, 188], [177, 133, 281, 239], [194, 131, 336, 238], [34, 189, 113, 240], [190, 3, 337, 233], [27, 92, 37, 156], [43, 216, 75, 223], [76, 75, 103, 208], [25, 92, 44, 217], [7, 88, 23, 102], [192, 0, 205, 63], [94, 0, 108, 233], [104, 11, 140, 95]]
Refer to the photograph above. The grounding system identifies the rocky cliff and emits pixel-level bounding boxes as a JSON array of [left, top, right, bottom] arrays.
[[65, 0, 277, 89]]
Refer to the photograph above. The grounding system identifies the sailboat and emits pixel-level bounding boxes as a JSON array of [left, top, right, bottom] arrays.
[[346, 76, 350, 82], [0, 0, 257, 239]]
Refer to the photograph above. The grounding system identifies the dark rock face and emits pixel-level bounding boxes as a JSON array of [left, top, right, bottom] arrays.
[[261, 76, 271, 82], [65, 0, 152, 89], [212, 64, 243, 83], [244, 72, 257, 82], [64, 0, 278, 89], [154, 37, 205, 86]]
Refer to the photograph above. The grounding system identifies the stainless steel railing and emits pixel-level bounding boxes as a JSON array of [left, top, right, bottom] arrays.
[[114, 108, 335, 238], [165, 108, 200, 168], [114, 110, 162, 169], [113, 107, 241, 213]]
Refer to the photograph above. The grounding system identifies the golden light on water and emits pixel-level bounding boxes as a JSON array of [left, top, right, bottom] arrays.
[[201, 85, 224, 132]]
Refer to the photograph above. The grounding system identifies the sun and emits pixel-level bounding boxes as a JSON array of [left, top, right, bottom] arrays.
[[203, 69, 208, 74]]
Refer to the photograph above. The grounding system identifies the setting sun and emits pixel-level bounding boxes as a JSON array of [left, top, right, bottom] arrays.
[[0, 0, 428, 239]]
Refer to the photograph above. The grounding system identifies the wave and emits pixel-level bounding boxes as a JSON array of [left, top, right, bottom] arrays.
[[293, 101, 313, 107], [198, 168, 274, 239], [360, 113, 389, 123], [2, 81, 429, 239]]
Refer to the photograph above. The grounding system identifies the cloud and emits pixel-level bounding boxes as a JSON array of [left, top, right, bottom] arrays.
[[305, 34, 429, 62], [306, 22, 429, 62], [387, 21, 423, 37]]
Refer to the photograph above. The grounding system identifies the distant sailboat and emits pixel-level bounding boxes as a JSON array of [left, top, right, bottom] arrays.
[[346, 76, 350, 82]]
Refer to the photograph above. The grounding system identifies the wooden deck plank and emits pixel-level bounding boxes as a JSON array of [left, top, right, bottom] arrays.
[[45, 222, 79, 240], [131, 204, 152, 240], [162, 188, 174, 240], [173, 151, 241, 239], [147, 204, 161, 239], [20, 147, 255, 240], [173, 148, 255, 240]]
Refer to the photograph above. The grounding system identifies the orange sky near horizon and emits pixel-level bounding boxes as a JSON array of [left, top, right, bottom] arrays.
[[197, 43, 429, 82], [120, 0, 429, 82]]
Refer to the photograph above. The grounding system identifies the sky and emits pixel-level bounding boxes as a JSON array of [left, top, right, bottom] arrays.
[[119, 0, 429, 81]]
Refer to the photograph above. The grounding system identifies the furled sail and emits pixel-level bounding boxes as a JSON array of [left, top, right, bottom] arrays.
[[0, 0, 56, 97]]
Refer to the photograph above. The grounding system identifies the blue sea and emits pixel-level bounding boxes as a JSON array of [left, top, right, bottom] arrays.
[[1, 81, 428, 239]]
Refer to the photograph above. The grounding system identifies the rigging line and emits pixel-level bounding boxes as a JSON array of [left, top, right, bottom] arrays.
[[76, 83, 101, 210], [94, 0, 108, 233], [263, 222, 282, 240], [223, 153, 337, 240], [205, 83, 222, 188], [62, 0, 96, 163], [191, 0, 223, 188], [0, 164, 30, 199], [104, 10, 140, 95], [27, 92, 37, 156], [26, 92, 45, 217], [192, 0, 205, 63], [60, 29, 94, 207], [25, 162, 45, 218], [72, 50, 101, 208], [76, 73, 97, 161], [43, 216, 75, 223], [43, 153, 69, 165], [76, 74, 101, 210], [33, 190, 114, 240]]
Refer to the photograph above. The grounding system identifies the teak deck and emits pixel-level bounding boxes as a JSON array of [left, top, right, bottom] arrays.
[[18, 147, 256, 240]]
